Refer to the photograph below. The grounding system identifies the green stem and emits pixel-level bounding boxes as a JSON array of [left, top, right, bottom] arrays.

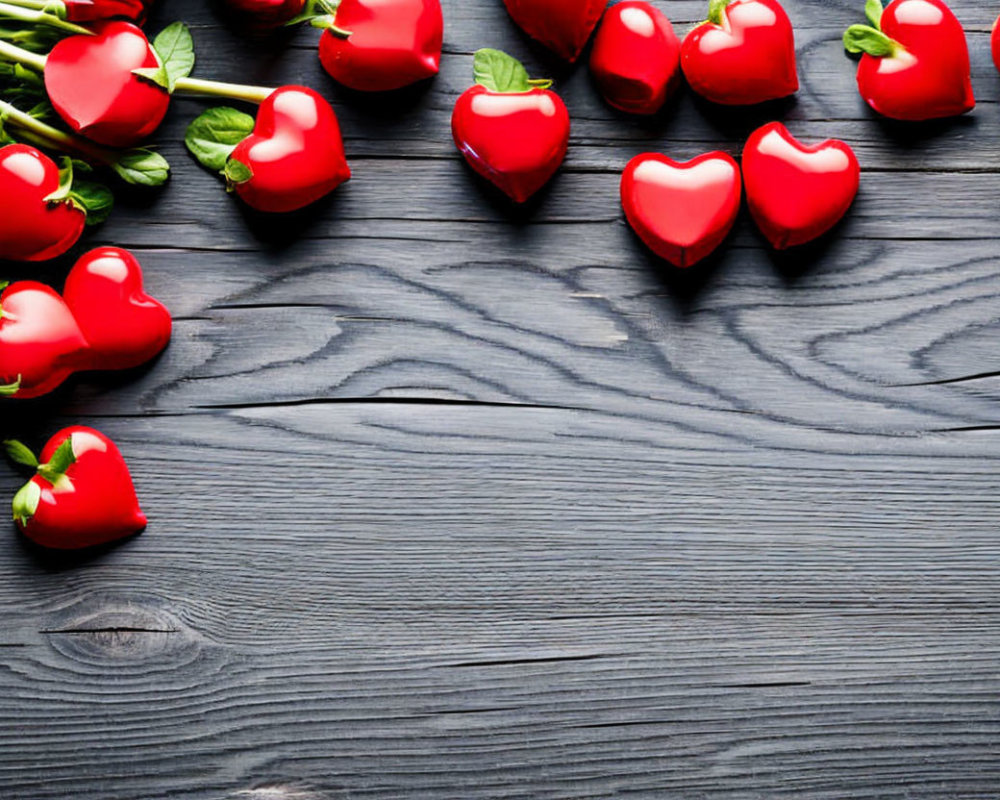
[[0, 0, 62, 12], [0, 2, 91, 35], [173, 76, 274, 105], [0, 37, 46, 70], [707, 0, 732, 24], [0, 98, 118, 164]]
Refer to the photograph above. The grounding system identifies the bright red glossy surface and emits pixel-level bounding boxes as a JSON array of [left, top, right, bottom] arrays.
[[620, 152, 741, 268], [319, 0, 442, 91], [503, 0, 607, 62], [993, 15, 1000, 74], [742, 122, 859, 250], [0, 144, 84, 263], [452, 85, 570, 203], [63, 0, 152, 22], [229, 86, 351, 213], [681, 0, 798, 105], [590, 1, 680, 115], [221, 0, 306, 26], [0, 282, 90, 399], [856, 0, 973, 121], [45, 21, 170, 147], [19, 426, 147, 550], [63, 247, 172, 371]]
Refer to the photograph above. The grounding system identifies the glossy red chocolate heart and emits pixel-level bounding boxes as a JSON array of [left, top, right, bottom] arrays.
[[452, 85, 570, 203], [743, 122, 860, 249], [45, 20, 170, 146], [318, 0, 443, 92], [0, 282, 90, 399], [16, 426, 147, 550], [0, 144, 85, 262], [63, 0, 153, 22], [62, 247, 172, 371], [855, 0, 973, 121], [228, 85, 351, 213], [590, 1, 681, 115], [503, 0, 608, 62], [681, 0, 798, 105], [621, 152, 741, 267]]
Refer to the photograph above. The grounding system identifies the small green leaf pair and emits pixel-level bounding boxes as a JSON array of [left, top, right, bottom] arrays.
[[843, 0, 900, 58]]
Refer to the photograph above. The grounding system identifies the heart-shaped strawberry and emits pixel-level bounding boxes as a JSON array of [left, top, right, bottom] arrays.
[[589, 0, 681, 115], [44, 20, 170, 146], [0, 281, 91, 400], [8, 427, 147, 550], [621, 152, 742, 267], [503, 0, 608, 62], [452, 49, 570, 203], [0, 144, 85, 262], [224, 86, 351, 213], [62, 247, 172, 371], [318, 0, 443, 92], [681, 0, 798, 105], [844, 0, 973, 121], [742, 122, 860, 249]]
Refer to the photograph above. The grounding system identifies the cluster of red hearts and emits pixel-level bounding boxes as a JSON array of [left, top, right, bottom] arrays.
[[0, 0, 989, 550]]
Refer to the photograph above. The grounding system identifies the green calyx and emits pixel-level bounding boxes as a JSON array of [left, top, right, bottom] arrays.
[[844, 0, 901, 57], [472, 49, 552, 93], [285, 0, 350, 35], [11, 480, 40, 527], [132, 21, 194, 93], [707, 0, 733, 25], [223, 157, 253, 188], [0, 375, 20, 396], [43, 156, 113, 225], [3, 436, 70, 529], [843, 24, 900, 57]]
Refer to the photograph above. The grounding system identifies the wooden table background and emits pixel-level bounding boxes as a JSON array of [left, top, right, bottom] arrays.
[[2, 0, 1000, 796]]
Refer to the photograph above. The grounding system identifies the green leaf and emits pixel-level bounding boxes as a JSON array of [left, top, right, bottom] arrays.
[[865, 0, 883, 29], [42, 155, 74, 204], [69, 180, 113, 226], [151, 21, 195, 93], [12, 480, 40, 528], [0, 376, 20, 397], [132, 63, 171, 90], [37, 436, 75, 485], [472, 49, 551, 93], [3, 440, 38, 470], [843, 24, 898, 56], [111, 148, 171, 186], [185, 106, 255, 172], [707, 0, 733, 24], [224, 157, 253, 185], [284, 0, 341, 26]]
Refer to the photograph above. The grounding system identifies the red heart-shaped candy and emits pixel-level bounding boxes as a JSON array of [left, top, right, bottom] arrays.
[[621, 152, 742, 267], [318, 0, 443, 92], [228, 86, 351, 213], [13, 426, 147, 550], [742, 122, 860, 249], [45, 21, 170, 146], [0, 144, 85, 262], [855, 0, 973, 121], [681, 0, 798, 105], [0, 282, 90, 399], [63, 247, 172, 371], [503, 0, 608, 62], [452, 85, 570, 203]]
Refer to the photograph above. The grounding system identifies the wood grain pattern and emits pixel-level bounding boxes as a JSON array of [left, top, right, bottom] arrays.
[[2, 1, 1000, 798]]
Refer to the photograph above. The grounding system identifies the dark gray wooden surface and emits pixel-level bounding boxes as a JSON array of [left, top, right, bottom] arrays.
[[2, 0, 1000, 797]]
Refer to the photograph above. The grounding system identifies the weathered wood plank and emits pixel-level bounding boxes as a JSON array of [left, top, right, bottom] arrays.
[[2, 0, 1000, 798]]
